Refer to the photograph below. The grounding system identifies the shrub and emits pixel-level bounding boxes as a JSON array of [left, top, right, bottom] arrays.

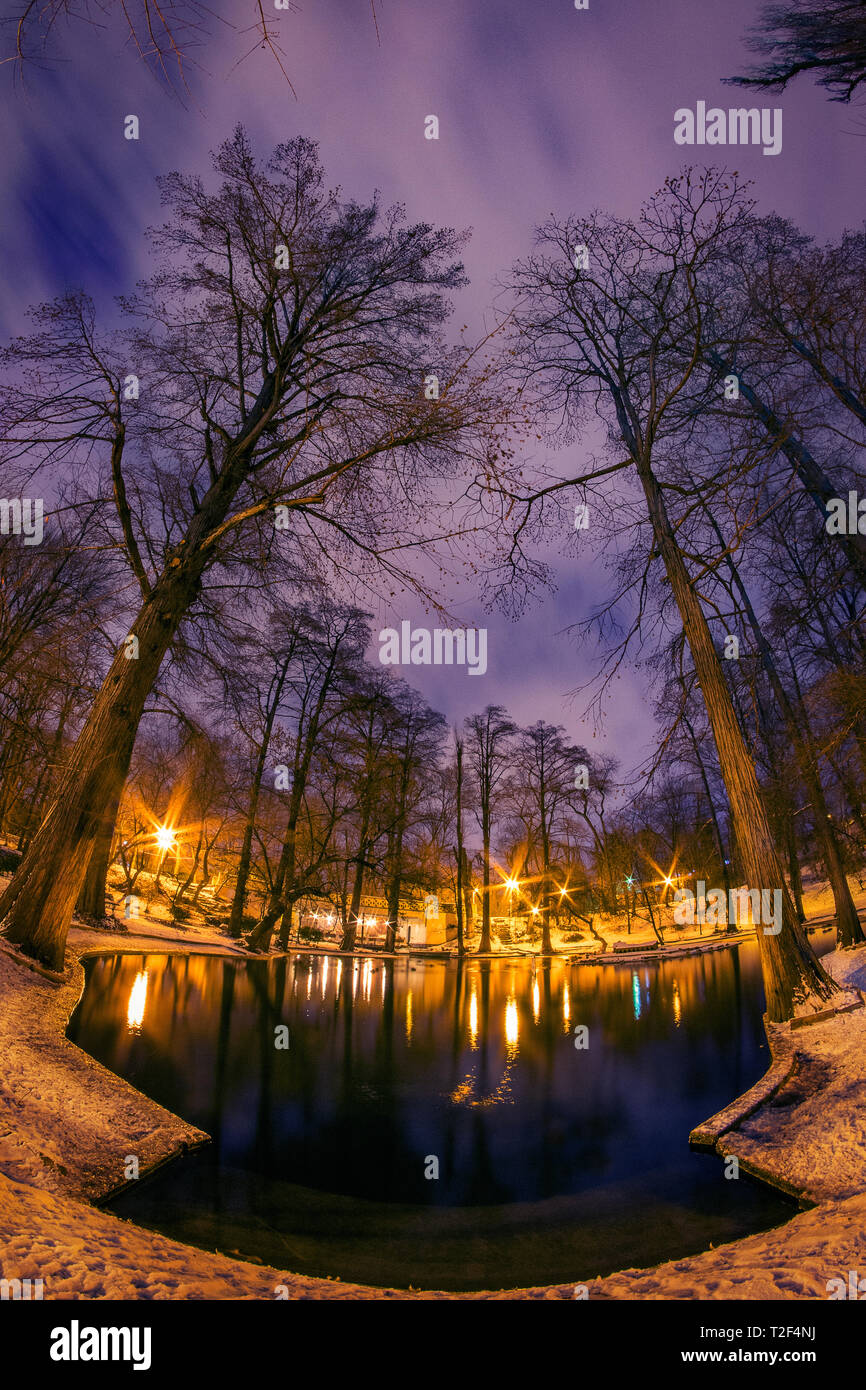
[[0, 847, 22, 873], [299, 924, 324, 942]]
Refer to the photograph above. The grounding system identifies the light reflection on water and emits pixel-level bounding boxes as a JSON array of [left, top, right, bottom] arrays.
[[69, 939, 831, 1290], [125, 971, 148, 1033]]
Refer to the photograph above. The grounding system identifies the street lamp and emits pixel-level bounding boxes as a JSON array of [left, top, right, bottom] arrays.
[[156, 826, 175, 852]]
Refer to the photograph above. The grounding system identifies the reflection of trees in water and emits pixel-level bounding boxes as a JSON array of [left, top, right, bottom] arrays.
[[212, 960, 236, 1169], [73, 946, 780, 1208]]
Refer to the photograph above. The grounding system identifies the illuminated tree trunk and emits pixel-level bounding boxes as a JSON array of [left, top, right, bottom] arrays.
[[76, 786, 122, 919], [460, 847, 474, 942], [478, 810, 492, 953], [0, 558, 206, 970], [76, 714, 139, 919]]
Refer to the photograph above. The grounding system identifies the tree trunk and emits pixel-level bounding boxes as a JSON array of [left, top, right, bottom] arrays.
[[785, 818, 807, 922], [247, 808, 299, 952], [277, 898, 294, 950], [540, 810, 553, 956], [340, 839, 368, 953], [636, 452, 841, 1020], [0, 560, 206, 970], [461, 846, 474, 941], [478, 816, 492, 953], [703, 500, 863, 948], [455, 735, 465, 957], [228, 663, 288, 937], [683, 713, 732, 899], [76, 789, 122, 919], [385, 824, 404, 954]]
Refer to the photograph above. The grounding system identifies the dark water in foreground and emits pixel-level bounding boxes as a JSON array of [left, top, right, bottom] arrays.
[[68, 938, 827, 1290]]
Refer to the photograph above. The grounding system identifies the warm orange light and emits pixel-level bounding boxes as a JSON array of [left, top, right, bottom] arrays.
[[126, 971, 148, 1032], [156, 825, 175, 852]]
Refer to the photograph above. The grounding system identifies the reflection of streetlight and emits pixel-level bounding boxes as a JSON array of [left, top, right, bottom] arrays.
[[127, 971, 148, 1032]]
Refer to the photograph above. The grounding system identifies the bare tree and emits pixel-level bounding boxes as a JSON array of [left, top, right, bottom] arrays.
[[504, 169, 845, 1019], [0, 129, 508, 971], [513, 720, 585, 955], [727, 0, 866, 103], [464, 704, 516, 952]]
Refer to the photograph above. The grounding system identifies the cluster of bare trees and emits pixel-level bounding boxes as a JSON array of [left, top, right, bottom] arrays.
[[0, 128, 513, 971], [0, 126, 863, 1024], [499, 167, 866, 1019]]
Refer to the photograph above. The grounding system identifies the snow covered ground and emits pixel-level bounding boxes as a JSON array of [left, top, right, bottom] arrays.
[[716, 946, 866, 1205], [1, 895, 865, 1299], [2, 1168, 865, 1300]]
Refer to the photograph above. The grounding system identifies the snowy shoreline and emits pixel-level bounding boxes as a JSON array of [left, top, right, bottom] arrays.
[[1, 916, 865, 1300]]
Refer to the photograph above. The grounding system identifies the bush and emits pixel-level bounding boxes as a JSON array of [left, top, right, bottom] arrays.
[[299, 924, 324, 942], [170, 903, 191, 922], [0, 846, 22, 873]]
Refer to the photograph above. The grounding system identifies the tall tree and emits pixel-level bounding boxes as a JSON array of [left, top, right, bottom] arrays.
[[513, 720, 585, 955], [464, 705, 516, 953], [246, 605, 370, 951], [505, 170, 845, 1019], [381, 690, 446, 952], [0, 129, 504, 970]]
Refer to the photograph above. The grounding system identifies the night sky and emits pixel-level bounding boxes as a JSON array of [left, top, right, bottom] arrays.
[[2, 0, 861, 776]]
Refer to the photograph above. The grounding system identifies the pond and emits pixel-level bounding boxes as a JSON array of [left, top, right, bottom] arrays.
[[67, 937, 829, 1291]]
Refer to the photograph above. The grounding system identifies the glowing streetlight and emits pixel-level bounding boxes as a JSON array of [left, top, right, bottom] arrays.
[[156, 825, 175, 852]]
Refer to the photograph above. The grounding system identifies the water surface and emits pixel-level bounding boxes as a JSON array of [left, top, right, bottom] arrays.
[[69, 939, 822, 1290]]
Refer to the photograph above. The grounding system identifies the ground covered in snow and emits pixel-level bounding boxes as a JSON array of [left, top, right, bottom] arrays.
[[2, 1167, 865, 1301], [1, 889, 866, 1300], [716, 947, 866, 1205], [0, 936, 209, 1202]]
